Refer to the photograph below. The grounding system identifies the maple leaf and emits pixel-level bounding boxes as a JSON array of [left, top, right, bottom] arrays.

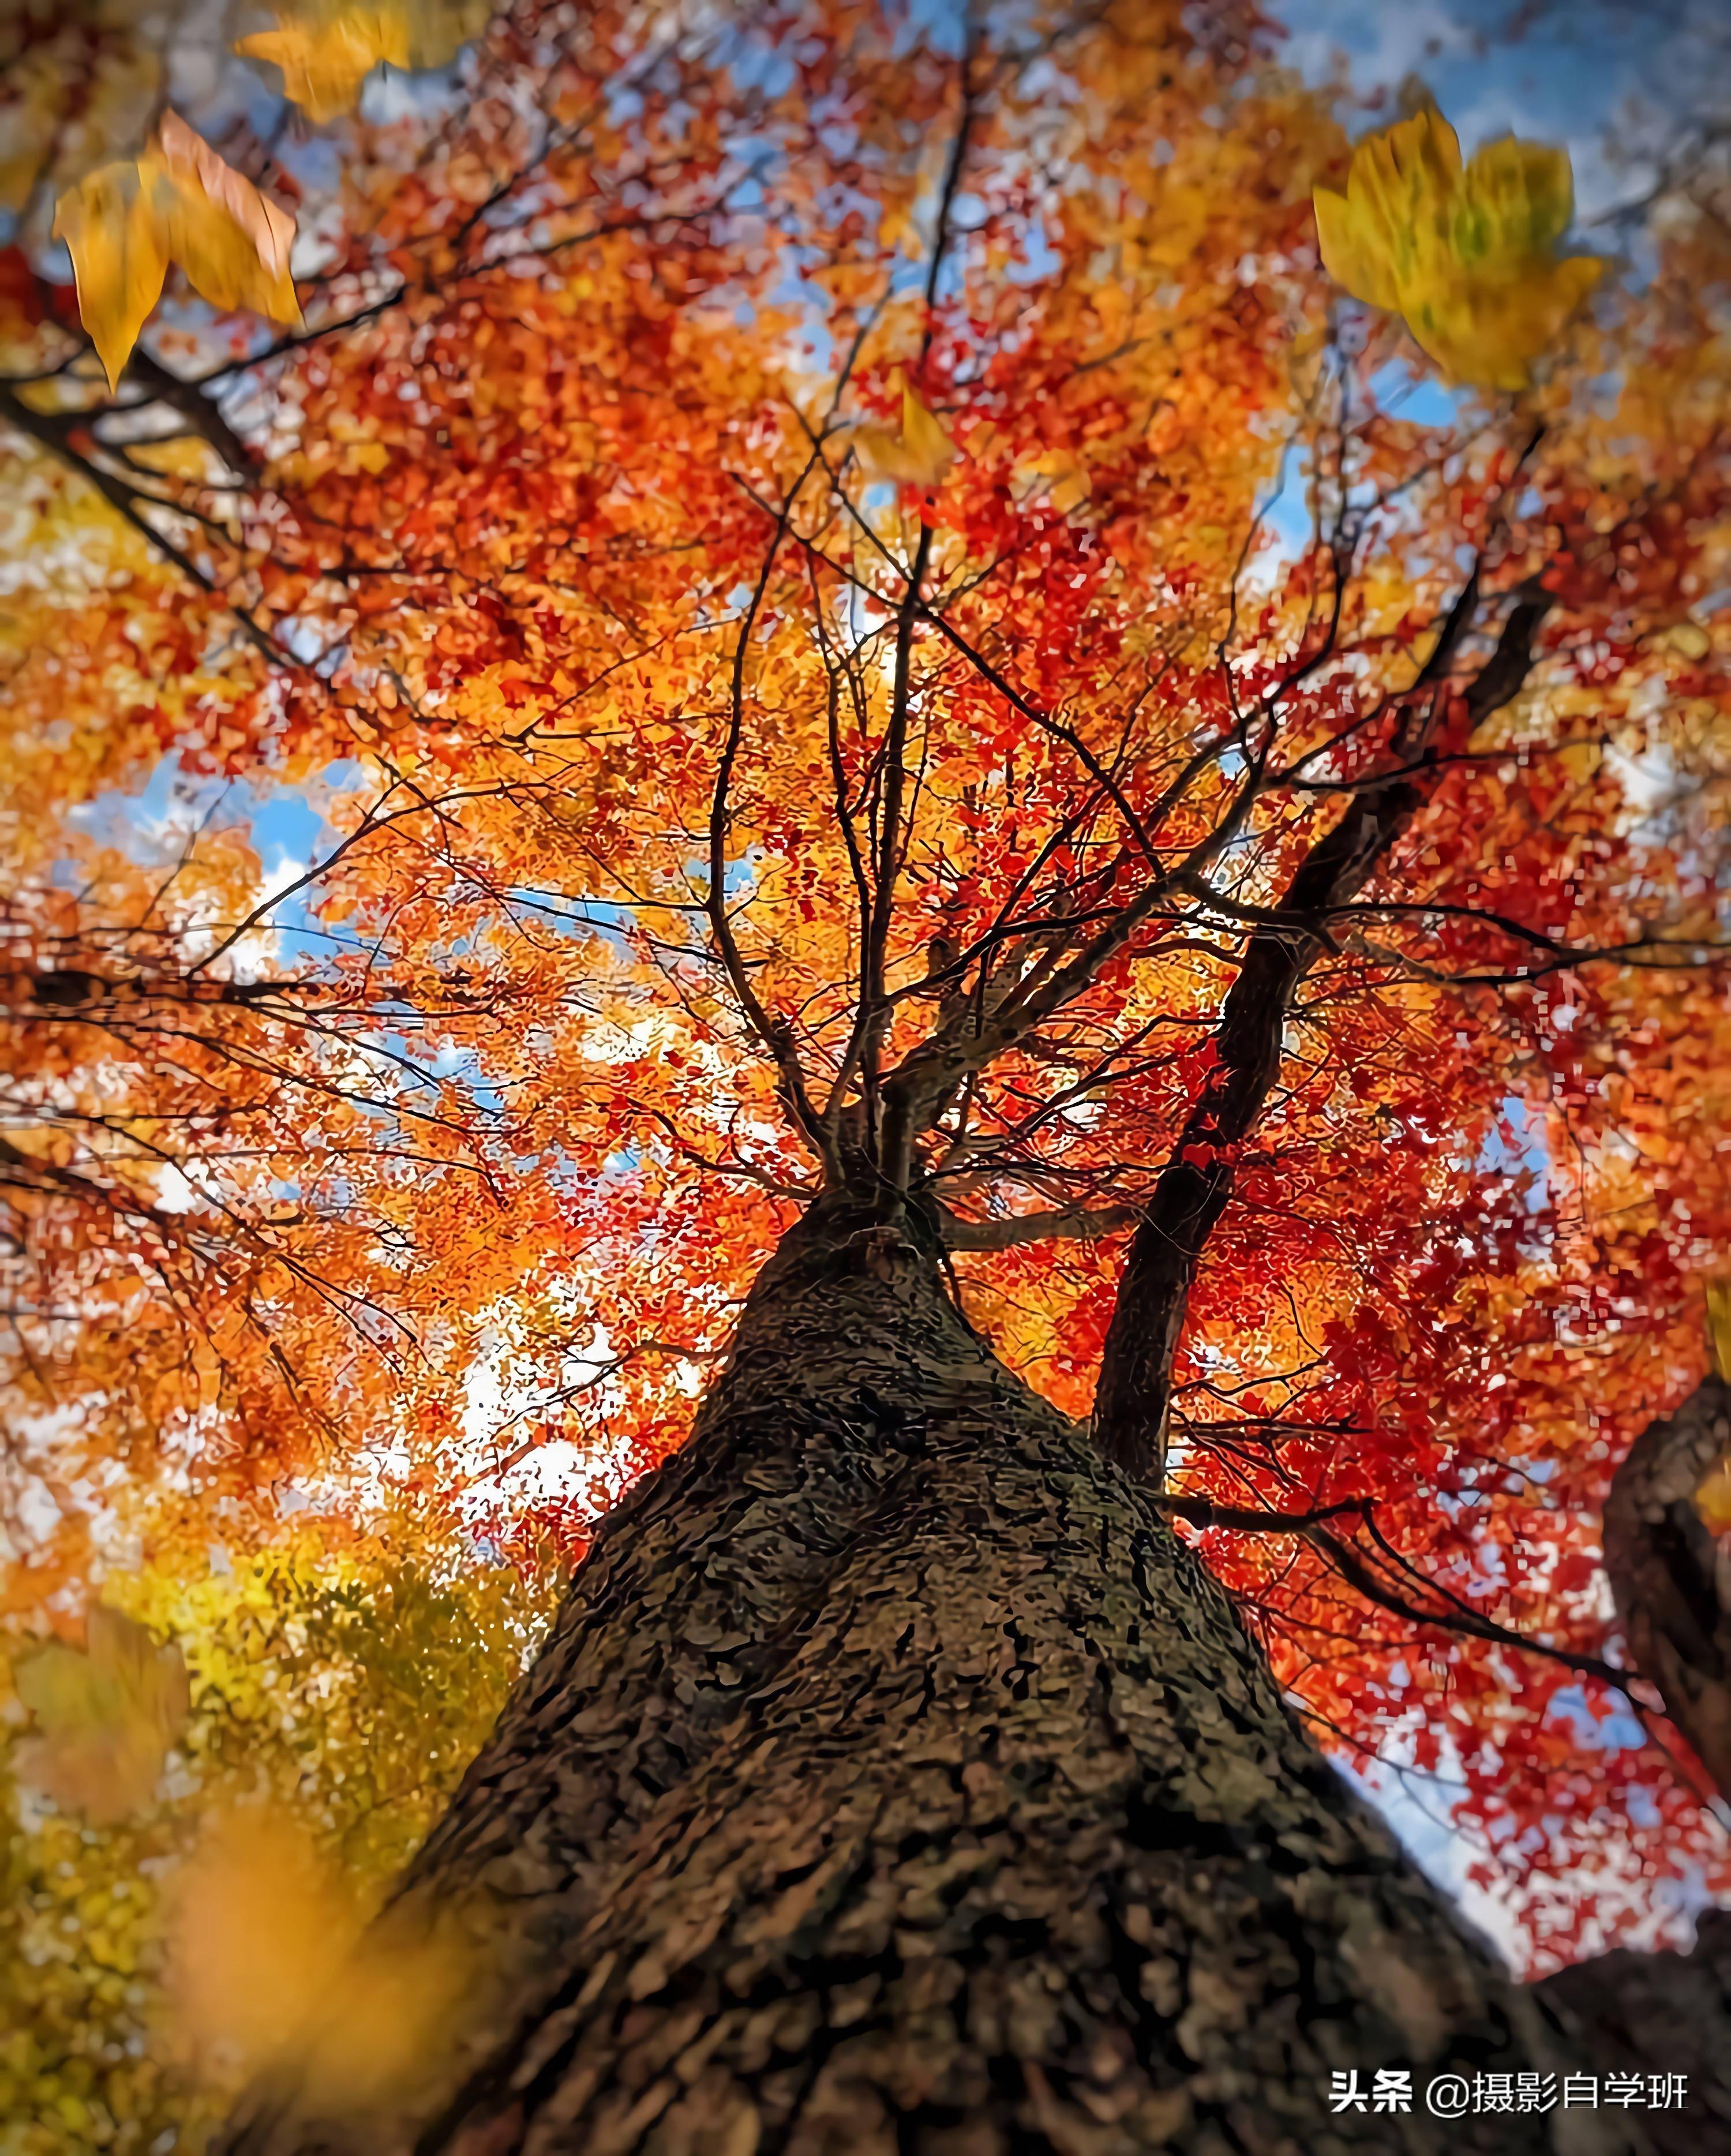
[[852, 375, 958, 488], [236, 1, 492, 122], [12, 1605, 190, 1824], [52, 113, 299, 389], [1313, 107, 1604, 390], [237, 9, 412, 121]]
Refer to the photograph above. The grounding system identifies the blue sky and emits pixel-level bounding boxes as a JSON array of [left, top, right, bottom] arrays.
[[1280, 0, 1723, 218]]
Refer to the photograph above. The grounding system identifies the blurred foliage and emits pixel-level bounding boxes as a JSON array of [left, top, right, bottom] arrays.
[[0, 1524, 557, 2153]]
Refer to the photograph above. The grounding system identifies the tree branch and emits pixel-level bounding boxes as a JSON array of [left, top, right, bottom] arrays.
[[1152, 1489, 1650, 1695], [1092, 575, 1552, 1480], [936, 1200, 1142, 1252]]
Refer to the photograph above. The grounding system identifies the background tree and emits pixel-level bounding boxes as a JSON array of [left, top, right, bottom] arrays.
[[2, 1, 1730, 2148]]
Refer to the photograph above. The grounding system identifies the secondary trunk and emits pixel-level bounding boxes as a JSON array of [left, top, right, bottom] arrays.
[[1602, 1373, 1731, 1802], [218, 1201, 1611, 2155], [1091, 581, 1551, 1483]]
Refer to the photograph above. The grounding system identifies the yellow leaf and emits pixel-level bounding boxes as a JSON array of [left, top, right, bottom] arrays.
[[1313, 107, 1604, 391], [168, 1810, 360, 2075], [51, 158, 170, 392], [0, 46, 66, 212], [1656, 622, 1712, 663], [151, 111, 300, 326], [51, 116, 299, 390], [1313, 175, 1404, 315], [12, 1605, 189, 1823], [1708, 1278, 1731, 1384], [395, 0, 493, 70], [236, 12, 408, 123], [1696, 1461, 1731, 1534], [236, 2, 492, 122], [169, 1808, 472, 2109], [1011, 447, 1091, 515], [852, 375, 958, 488]]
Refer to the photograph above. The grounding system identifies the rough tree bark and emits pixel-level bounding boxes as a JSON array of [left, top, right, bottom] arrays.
[[1534, 1915, 1731, 2156], [1602, 1374, 1731, 1803], [219, 1196, 1629, 2156]]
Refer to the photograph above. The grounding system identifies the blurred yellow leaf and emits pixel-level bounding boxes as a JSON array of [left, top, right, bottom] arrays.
[[1011, 447, 1091, 515], [12, 1605, 189, 1823], [237, 10, 409, 122], [169, 1810, 349, 2073], [384, 0, 494, 69], [852, 375, 957, 487], [51, 158, 170, 393], [0, 46, 65, 210], [236, 2, 492, 122], [1697, 1465, 1731, 1534], [1708, 1278, 1731, 1383], [153, 111, 299, 322], [52, 115, 299, 390], [1313, 107, 1604, 391], [169, 1808, 472, 2109], [0, 22, 164, 212], [1653, 621, 1712, 663]]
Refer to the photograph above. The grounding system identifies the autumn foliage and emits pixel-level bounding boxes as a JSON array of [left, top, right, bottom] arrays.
[[2, 0, 1730, 2142]]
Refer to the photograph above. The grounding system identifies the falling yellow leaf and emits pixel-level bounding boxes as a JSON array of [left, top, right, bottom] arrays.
[[1708, 1278, 1731, 1383], [51, 158, 170, 392], [852, 375, 958, 488], [236, 2, 492, 122], [1011, 447, 1091, 515], [1313, 107, 1604, 391], [12, 1604, 189, 1824], [153, 111, 299, 323], [52, 115, 299, 390], [1696, 1463, 1731, 1535], [168, 1807, 473, 2109], [168, 1809, 347, 2072], [236, 10, 409, 122]]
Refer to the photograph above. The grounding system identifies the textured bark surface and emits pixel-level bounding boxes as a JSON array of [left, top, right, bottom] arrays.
[[1602, 1375, 1731, 1802], [1534, 1914, 1731, 2156], [219, 1205, 1623, 2156]]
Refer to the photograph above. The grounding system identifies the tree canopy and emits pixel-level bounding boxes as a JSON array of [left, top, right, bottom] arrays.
[[2, 1, 1729, 2145]]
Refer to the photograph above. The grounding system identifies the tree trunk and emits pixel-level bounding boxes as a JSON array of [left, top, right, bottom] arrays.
[[1601, 1375, 1731, 1802], [1534, 1914, 1731, 2156], [219, 1201, 1615, 2156]]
